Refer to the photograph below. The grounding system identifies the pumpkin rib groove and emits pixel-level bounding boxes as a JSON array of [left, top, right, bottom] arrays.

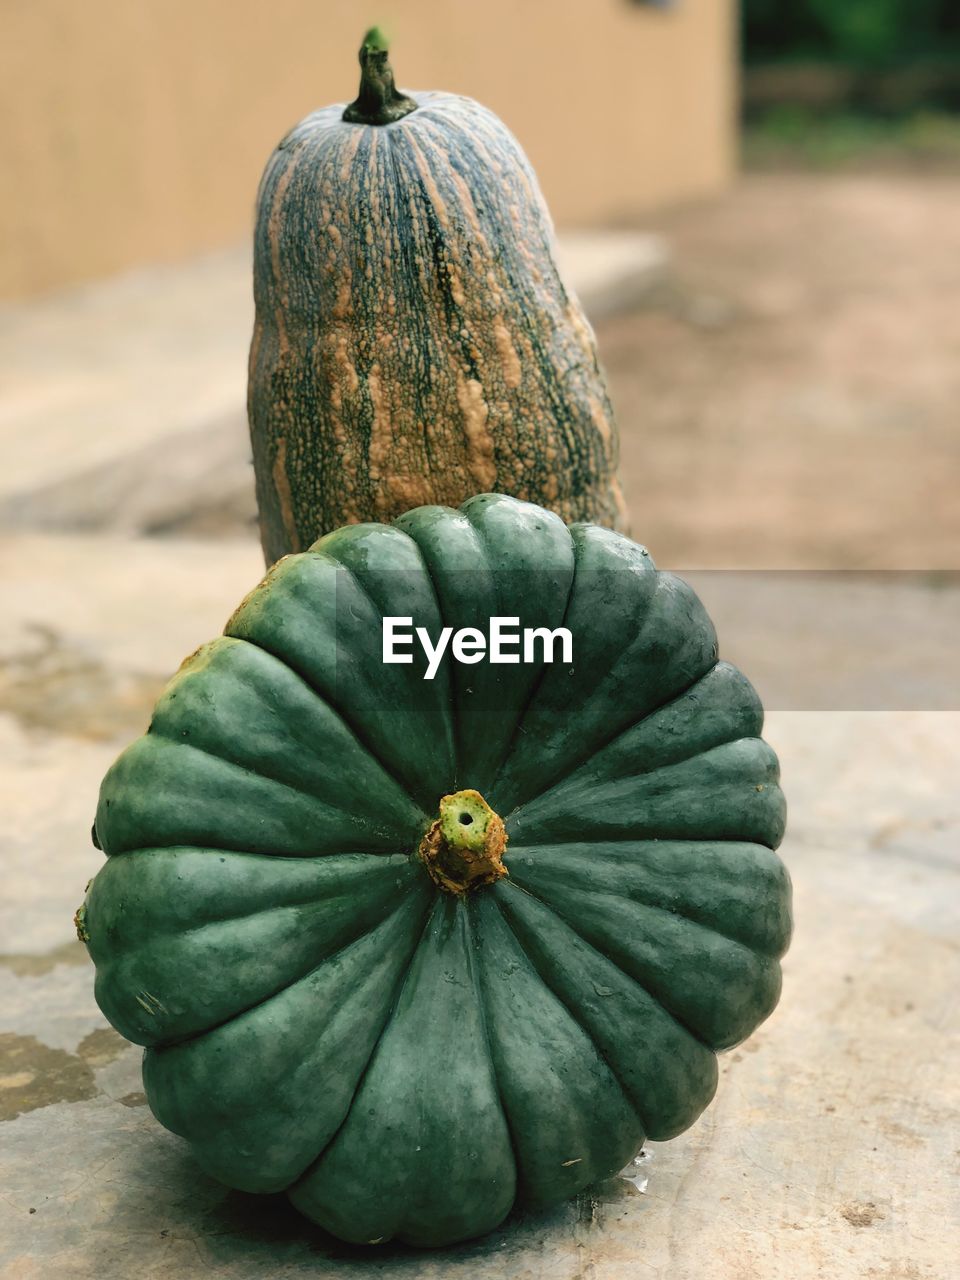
[[147, 635, 424, 835], [492, 580, 716, 812], [393, 496, 577, 793], [503, 873, 780, 1050], [145, 725, 413, 846], [92, 847, 415, 925], [193, 881, 430, 1052], [489, 889, 648, 1135], [494, 883, 720, 1140], [498, 662, 721, 822], [159, 853, 418, 936], [463, 513, 577, 792], [507, 832, 777, 849], [409, 534, 466, 788], [507, 734, 785, 854], [288, 892, 517, 1245], [504, 659, 763, 803], [228, 629, 427, 817], [498, 877, 715, 1057], [306, 545, 457, 804], [470, 893, 644, 1203], [392, 150, 442, 480], [506, 844, 788, 960], [484, 633, 573, 799], [142, 891, 433, 1194], [505, 719, 751, 819], [410, 115, 590, 486], [401, 132, 480, 388], [287, 894, 443, 1195], [330, 526, 464, 791], [463, 898, 522, 1191], [154, 885, 433, 1057], [391, 506, 501, 787]]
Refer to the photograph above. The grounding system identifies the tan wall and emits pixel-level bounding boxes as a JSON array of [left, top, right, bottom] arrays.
[[0, 0, 736, 299]]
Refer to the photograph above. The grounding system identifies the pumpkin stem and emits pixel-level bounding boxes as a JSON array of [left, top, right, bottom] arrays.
[[418, 789, 508, 895], [343, 27, 418, 126]]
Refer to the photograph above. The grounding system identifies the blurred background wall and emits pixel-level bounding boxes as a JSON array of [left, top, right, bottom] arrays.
[[0, 0, 736, 300]]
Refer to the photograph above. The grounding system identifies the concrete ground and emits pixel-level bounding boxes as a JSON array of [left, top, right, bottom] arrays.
[[610, 173, 960, 570], [1, 180, 958, 1277]]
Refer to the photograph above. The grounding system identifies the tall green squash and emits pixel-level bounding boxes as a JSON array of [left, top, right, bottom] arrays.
[[248, 29, 625, 565]]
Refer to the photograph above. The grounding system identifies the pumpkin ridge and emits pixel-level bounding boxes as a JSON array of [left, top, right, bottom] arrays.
[[145, 723, 414, 847], [96, 736, 404, 858], [461, 505, 577, 791], [519, 660, 768, 808], [463, 896, 522, 1199], [394, 495, 577, 791], [506, 842, 791, 959], [507, 629, 746, 818], [491, 571, 719, 810], [364, 522, 464, 784], [136, 733, 415, 857], [226, 628, 428, 817], [143, 632, 425, 844], [496, 661, 723, 819], [503, 661, 766, 803], [486, 546, 664, 807], [155, 885, 433, 1058], [488, 889, 648, 1135], [286, 894, 499, 1226], [313, 895, 517, 1244], [169, 853, 420, 935], [504, 872, 782, 1051], [309, 545, 458, 799], [91, 847, 416, 920], [497, 877, 716, 1056], [494, 883, 720, 1139], [470, 892, 643, 1202], [143, 887, 437, 1192], [506, 740, 785, 853], [92, 855, 427, 1044]]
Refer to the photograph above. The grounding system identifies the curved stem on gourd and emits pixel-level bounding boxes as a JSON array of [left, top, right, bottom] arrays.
[[342, 27, 418, 126], [419, 789, 509, 895]]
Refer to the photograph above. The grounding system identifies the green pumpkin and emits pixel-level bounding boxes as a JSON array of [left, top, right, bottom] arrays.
[[248, 29, 625, 566], [79, 494, 790, 1248]]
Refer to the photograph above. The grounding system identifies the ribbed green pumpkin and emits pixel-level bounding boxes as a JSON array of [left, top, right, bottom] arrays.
[[79, 494, 790, 1248], [249, 30, 625, 566]]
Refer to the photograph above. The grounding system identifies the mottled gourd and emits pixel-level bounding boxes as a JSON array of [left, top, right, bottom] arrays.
[[248, 29, 626, 565]]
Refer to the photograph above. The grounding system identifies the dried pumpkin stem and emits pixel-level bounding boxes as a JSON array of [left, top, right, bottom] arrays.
[[419, 789, 508, 895], [343, 27, 418, 126]]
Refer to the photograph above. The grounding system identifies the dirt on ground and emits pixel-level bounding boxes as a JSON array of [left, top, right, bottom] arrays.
[[602, 171, 960, 569]]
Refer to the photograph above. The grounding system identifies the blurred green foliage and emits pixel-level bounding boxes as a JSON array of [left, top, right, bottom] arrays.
[[744, 107, 960, 168], [743, 0, 960, 67]]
